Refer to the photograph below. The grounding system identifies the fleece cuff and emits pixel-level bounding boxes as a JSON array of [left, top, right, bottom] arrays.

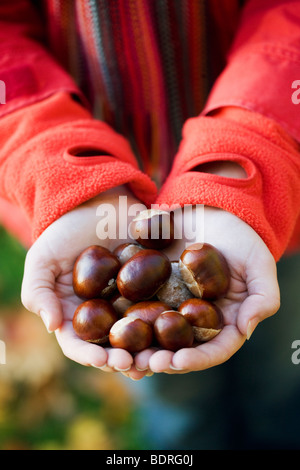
[[156, 107, 300, 261], [0, 92, 157, 243]]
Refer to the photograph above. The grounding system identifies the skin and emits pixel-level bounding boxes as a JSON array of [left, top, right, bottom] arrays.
[[134, 205, 280, 376], [21, 166, 280, 380]]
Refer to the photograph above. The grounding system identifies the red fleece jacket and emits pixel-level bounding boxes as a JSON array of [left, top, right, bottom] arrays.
[[0, 0, 299, 262]]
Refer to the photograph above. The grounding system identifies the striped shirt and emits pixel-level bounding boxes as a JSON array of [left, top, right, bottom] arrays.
[[41, 0, 242, 186]]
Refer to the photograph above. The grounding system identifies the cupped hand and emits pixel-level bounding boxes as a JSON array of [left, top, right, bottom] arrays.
[[21, 186, 149, 377], [133, 206, 281, 374], [21, 188, 281, 380]]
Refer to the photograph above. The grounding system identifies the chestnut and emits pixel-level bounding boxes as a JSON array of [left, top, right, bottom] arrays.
[[129, 209, 175, 250], [73, 245, 121, 299], [124, 300, 170, 325], [72, 299, 118, 344], [110, 291, 134, 316], [116, 249, 172, 302], [178, 298, 224, 342], [157, 261, 193, 309], [154, 310, 194, 352], [179, 243, 230, 300], [109, 317, 153, 353], [113, 243, 144, 265]]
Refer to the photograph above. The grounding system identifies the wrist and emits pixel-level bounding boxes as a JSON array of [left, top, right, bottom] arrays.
[[81, 185, 146, 250], [192, 161, 247, 179]]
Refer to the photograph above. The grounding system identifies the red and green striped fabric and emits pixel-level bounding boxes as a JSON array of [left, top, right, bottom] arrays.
[[43, 0, 240, 186]]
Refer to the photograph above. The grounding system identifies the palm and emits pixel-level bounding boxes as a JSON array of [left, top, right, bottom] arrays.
[[55, 272, 80, 320], [21, 188, 141, 372], [134, 206, 280, 373], [22, 198, 280, 377]]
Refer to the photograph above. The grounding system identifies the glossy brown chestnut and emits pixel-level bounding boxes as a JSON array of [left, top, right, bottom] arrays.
[[157, 261, 194, 309], [116, 249, 172, 302], [178, 298, 224, 342], [154, 310, 194, 352], [124, 300, 170, 325], [129, 209, 175, 250], [72, 299, 118, 344], [109, 317, 153, 353], [73, 245, 121, 299], [113, 243, 144, 265], [179, 243, 230, 300]]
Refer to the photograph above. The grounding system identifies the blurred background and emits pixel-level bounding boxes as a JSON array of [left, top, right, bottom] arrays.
[[0, 226, 153, 450], [0, 225, 300, 450]]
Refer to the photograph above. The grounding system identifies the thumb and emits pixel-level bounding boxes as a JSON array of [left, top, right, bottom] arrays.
[[21, 248, 63, 332], [237, 251, 281, 339]]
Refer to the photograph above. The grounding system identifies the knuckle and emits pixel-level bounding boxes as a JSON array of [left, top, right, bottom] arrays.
[[272, 296, 281, 315], [20, 287, 32, 312], [266, 295, 281, 319], [21, 281, 39, 314]]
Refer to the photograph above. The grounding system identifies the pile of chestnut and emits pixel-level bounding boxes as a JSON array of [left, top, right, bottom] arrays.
[[72, 210, 230, 353]]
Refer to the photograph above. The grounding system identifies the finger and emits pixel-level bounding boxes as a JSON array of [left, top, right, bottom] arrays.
[[120, 365, 152, 381], [55, 321, 108, 367], [136, 348, 189, 375], [148, 349, 175, 373], [134, 347, 159, 372], [149, 325, 245, 372], [237, 252, 281, 338], [21, 247, 63, 332], [106, 347, 134, 372]]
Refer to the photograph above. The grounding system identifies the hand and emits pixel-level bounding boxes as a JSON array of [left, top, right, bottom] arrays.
[[133, 206, 281, 374], [21, 186, 150, 377]]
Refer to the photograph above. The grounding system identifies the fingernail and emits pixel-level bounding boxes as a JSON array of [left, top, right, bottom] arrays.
[[169, 364, 184, 371], [114, 366, 132, 372], [247, 319, 258, 340], [136, 366, 148, 372], [146, 371, 154, 377], [40, 310, 52, 333], [91, 364, 107, 370]]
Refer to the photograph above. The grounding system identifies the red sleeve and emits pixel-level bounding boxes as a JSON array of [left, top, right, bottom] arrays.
[[0, 1, 157, 245], [0, 93, 157, 244], [203, 0, 300, 142], [0, 0, 84, 117], [157, 0, 300, 261], [157, 107, 300, 262]]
